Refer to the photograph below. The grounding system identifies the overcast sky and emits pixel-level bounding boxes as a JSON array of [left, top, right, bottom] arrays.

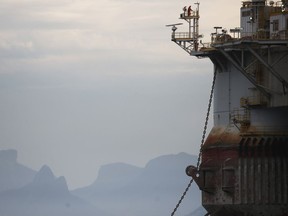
[[0, 0, 240, 189]]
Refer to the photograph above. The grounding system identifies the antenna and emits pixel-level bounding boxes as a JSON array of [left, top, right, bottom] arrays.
[[165, 23, 183, 27], [166, 23, 183, 32]]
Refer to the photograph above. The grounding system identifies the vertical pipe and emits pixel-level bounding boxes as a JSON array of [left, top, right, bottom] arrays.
[[241, 49, 245, 68], [270, 155, 276, 203], [277, 156, 282, 203], [264, 139, 270, 204], [238, 155, 243, 204], [250, 152, 255, 204], [256, 152, 262, 203], [284, 157, 288, 204], [189, 19, 191, 39], [244, 156, 248, 204]]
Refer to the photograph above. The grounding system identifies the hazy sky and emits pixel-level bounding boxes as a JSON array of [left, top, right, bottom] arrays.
[[0, 0, 240, 189]]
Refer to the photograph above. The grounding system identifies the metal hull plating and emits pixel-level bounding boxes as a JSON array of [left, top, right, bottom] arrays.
[[191, 127, 288, 216]]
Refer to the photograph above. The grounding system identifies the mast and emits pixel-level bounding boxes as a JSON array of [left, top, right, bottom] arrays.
[[168, 3, 202, 54]]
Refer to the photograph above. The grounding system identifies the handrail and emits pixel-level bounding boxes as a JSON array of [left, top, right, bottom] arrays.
[[173, 32, 198, 39], [172, 30, 288, 47], [209, 30, 288, 45]]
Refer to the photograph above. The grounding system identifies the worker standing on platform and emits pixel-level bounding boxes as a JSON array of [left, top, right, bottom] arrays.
[[188, 6, 192, 16], [183, 6, 187, 16]]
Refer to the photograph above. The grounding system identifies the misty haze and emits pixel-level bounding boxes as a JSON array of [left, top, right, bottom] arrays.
[[0, 149, 205, 216], [0, 0, 240, 215]]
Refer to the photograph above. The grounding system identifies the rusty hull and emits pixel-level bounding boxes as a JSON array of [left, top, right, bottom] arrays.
[[187, 126, 288, 216]]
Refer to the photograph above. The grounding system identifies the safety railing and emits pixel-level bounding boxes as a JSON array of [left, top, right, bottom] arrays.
[[200, 42, 212, 48], [270, 30, 288, 40], [172, 32, 199, 40], [210, 30, 288, 45]]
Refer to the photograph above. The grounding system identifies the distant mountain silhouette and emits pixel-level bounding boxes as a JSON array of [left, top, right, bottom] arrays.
[[73, 152, 201, 216], [0, 149, 36, 192], [0, 164, 109, 216], [0, 149, 203, 216], [74, 162, 143, 199]]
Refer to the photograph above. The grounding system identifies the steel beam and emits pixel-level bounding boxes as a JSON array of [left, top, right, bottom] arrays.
[[246, 46, 288, 94], [219, 49, 271, 99]]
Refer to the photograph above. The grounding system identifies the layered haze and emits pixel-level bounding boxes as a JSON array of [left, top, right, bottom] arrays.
[[0, 0, 240, 189], [0, 149, 205, 216]]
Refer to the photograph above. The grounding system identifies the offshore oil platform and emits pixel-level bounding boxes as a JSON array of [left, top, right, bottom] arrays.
[[167, 1, 288, 216]]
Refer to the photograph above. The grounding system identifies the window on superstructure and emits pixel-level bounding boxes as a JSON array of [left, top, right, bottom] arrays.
[[265, 20, 270, 30], [273, 20, 279, 31], [242, 10, 251, 17]]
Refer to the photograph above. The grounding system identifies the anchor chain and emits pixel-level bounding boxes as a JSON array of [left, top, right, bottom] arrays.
[[170, 70, 217, 216], [196, 70, 217, 171]]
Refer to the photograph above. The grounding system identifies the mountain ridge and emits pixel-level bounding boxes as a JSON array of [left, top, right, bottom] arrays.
[[73, 152, 201, 216], [0, 149, 36, 192], [0, 149, 202, 216], [0, 162, 109, 216]]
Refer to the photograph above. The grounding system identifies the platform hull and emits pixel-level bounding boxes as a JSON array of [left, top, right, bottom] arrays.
[[196, 127, 288, 216], [170, 1, 288, 215], [187, 42, 288, 216]]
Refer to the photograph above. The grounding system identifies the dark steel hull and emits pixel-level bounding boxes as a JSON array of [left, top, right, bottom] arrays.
[[188, 126, 288, 216]]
